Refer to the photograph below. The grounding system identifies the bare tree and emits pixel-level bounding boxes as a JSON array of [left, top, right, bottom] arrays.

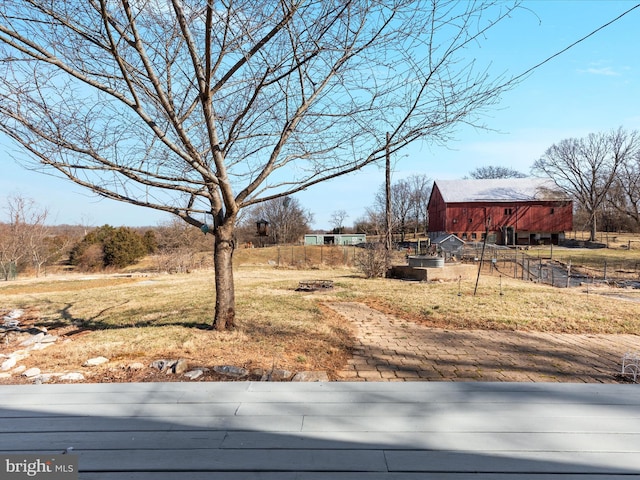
[[468, 165, 527, 179], [0, 1, 520, 329], [0, 224, 25, 281], [608, 148, 640, 229], [354, 207, 385, 236], [375, 176, 430, 241], [30, 225, 71, 277], [0, 195, 54, 279], [154, 218, 213, 273], [391, 181, 413, 242], [407, 174, 432, 237], [532, 128, 639, 241], [246, 196, 312, 244], [330, 210, 349, 234]]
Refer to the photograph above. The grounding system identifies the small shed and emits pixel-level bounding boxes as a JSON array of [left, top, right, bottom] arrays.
[[429, 233, 465, 259], [304, 233, 366, 246]]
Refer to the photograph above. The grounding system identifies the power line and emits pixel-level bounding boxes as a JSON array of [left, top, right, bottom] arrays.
[[512, 3, 640, 83]]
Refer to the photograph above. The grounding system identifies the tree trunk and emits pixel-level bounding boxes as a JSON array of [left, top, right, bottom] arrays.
[[590, 211, 597, 242], [213, 221, 236, 330]]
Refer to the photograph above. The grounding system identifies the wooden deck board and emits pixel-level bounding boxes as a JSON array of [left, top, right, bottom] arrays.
[[3, 429, 640, 452], [1, 382, 639, 479], [79, 475, 640, 480], [0, 415, 304, 433], [219, 431, 640, 451]]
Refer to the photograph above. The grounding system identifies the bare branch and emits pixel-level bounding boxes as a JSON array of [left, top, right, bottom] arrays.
[[533, 128, 640, 240], [0, 0, 524, 327]]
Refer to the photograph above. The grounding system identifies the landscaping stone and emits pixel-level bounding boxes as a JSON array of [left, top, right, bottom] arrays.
[[127, 362, 145, 371], [19, 332, 45, 347], [149, 359, 189, 374], [1, 357, 17, 371], [1, 351, 30, 371], [0, 372, 11, 379], [59, 372, 85, 382], [3, 309, 23, 323], [260, 369, 293, 381], [291, 371, 330, 382], [172, 359, 189, 374], [149, 359, 177, 373], [33, 374, 54, 384], [11, 365, 26, 375], [39, 334, 59, 344], [10, 350, 30, 358], [213, 365, 248, 378], [150, 359, 170, 371], [83, 356, 109, 366], [22, 367, 41, 378], [2, 319, 20, 328], [184, 369, 204, 380]]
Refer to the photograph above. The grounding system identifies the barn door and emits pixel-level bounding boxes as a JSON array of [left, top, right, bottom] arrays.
[[505, 226, 515, 246]]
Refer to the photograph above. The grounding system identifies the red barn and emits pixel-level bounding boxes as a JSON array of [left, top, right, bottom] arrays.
[[427, 178, 572, 246]]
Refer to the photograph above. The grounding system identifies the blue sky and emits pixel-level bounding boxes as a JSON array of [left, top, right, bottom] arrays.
[[2, 1, 639, 230]]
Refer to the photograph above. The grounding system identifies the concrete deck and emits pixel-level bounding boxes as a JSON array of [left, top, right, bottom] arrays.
[[1, 381, 639, 478]]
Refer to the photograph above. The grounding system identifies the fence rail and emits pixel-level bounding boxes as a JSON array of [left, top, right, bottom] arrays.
[[463, 245, 640, 288]]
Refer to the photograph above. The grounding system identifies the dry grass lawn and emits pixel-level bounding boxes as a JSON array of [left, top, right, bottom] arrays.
[[0, 268, 354, 383], [2, 242, 640, 384]]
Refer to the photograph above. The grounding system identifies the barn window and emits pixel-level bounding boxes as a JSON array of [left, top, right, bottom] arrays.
[[550, 208, 555, 214], [471, 233, 477, 240], [504, 208, 512, 215], [468, 218, 473, 223], [462, 233, 468, 240]]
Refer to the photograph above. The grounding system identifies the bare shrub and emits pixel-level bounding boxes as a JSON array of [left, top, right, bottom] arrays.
[[73, 243, 104, 272], [153, 249, 212, 274], [355, 245, 388, 278]]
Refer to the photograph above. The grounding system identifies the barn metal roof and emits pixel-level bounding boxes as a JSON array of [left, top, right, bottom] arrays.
[[434, 178, 568, 203]]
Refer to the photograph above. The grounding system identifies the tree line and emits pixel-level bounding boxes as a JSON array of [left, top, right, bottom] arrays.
[[533, 127, 640, 241], [354, 127, 640, 243], [3, 126, 638, 280], [0, 197, 215, 279], [459, 128, 640, 241], [0, 196, 67, 280]]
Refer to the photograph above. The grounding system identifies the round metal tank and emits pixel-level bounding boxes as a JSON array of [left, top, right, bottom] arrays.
[[407, 256, 444, 268]]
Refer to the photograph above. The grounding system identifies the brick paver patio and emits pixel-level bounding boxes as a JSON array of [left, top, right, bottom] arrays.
[[329, 302, 640, 383]]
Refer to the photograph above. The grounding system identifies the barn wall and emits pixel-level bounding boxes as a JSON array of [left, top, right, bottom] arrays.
[[426, 185, 447, 232], [428, 200, 573, 245]]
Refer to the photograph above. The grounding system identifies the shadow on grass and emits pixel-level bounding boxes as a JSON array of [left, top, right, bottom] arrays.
[[56, 301, 213, 334]]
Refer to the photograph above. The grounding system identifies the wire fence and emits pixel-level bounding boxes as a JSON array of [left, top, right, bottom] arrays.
[[462, 244, 640, 288], [236, 244, 411, 270], [271, 245, 360, 268]]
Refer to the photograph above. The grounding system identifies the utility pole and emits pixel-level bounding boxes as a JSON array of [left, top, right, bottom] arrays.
[[385, 132, 392, 271], [474, 224, 490, 296]]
